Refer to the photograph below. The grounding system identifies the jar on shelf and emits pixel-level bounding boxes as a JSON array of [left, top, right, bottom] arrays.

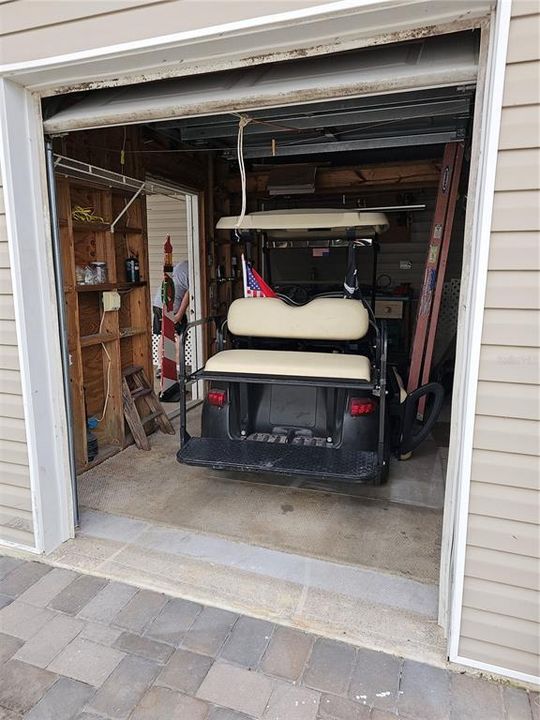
[[91, 261, 107, 284]]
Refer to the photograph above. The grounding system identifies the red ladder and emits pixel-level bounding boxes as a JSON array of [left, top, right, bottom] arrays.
[[407, 142, 464, 399]]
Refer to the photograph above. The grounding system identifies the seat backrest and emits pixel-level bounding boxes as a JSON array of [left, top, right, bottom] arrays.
[[227, 297, 369, 341]]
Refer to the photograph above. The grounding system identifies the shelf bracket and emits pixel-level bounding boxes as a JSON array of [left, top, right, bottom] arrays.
[[110, 183, 145, 233]]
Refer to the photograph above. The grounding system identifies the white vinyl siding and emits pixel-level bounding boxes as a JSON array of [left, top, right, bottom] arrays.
[[0, 1, 328, 66], [458, 1, 540, 679], [146, 194, 188, 303], [0, 181, 35, 549]]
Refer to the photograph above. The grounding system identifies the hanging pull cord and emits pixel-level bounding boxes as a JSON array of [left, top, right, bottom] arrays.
[[234, 115, 252, 231]]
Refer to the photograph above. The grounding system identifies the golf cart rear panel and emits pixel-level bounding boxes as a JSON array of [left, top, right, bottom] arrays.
[[177, 210, 443, 485], [178, 295, 388, 483]]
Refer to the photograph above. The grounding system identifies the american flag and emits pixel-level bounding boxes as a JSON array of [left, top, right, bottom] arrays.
[[241, 254, 276, 298]]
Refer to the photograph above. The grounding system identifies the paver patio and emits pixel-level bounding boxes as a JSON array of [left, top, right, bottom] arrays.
[[0, 555, 537, 719]]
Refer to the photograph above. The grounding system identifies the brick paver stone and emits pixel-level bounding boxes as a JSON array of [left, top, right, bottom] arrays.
[[112, 589, 167, 633], [197, 661, 274, 717], [261, 626, 314, 681], [156, 647, 213, 694], [370, 710, 403, 720], [25, 677, 94, 720], [0, 556, 23, 580], [450, 672, 504, 720], [48, 636, 125, 686], [208, 709, 255, 720], [0, 633, 23, 664], [17, 567, 78, 608], [0, 600, 56, 640], [263, 682, 320, 720], [49, 574, 108, 615], [348, 647, 401, 712], [113, 630, 174, 664], [182, 606, 239, 656], [0, 561, 50, 597], [87, 654, 161, 719], [398, 660, 451, 720], [80, 621, 123, 646], [303, 638, 356, 695], [0, 659, 57, 714], [131, 686, 208, 720], [318, 693, 370, 720], [14, 613, 84, 668], [220, 615, 274, 669], [78, 580, 137, 623], [144, 596, 202, 646], [0, 595, 13, 610]]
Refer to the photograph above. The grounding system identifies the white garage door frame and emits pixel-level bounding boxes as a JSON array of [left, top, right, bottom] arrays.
[[0, 0, 512, 679]]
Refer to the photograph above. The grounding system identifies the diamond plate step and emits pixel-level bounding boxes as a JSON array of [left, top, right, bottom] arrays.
[[177, 437, 379, 483]]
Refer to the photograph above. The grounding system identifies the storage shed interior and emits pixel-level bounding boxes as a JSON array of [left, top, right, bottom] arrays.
[[43, 33, 477, 657]]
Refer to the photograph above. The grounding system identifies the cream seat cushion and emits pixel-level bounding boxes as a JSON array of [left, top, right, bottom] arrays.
[[205, 349, 371, 381], [228, 297, 369, 341]]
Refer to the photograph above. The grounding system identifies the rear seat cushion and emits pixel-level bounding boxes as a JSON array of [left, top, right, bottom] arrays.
[[204, 349, 371, 381], [227, 297, 369, 341]]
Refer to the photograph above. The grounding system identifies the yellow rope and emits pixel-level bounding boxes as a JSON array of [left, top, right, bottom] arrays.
[[71, 205, 105, 223]]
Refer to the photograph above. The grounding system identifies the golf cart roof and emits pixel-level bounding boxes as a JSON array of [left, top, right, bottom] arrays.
[[216, 209, 389, 234]]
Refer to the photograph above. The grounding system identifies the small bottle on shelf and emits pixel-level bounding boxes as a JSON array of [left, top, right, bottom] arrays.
[[125, 256, 140, 283]]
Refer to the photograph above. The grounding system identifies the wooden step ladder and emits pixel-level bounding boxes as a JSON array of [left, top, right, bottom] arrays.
[[122, 365, 175, 450]]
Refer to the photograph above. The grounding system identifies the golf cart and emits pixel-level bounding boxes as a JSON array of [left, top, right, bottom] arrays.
[[177, 209, 444, 484]]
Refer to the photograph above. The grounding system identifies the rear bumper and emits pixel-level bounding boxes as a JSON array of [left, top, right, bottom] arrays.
[[177, 437, 379, 483]]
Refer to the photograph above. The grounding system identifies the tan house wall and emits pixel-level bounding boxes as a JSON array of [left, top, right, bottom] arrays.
[[146, 194, 188, 301], [0, 182, 34, 549], [458, 2, 540, 678], [0, 0, 329, 65]]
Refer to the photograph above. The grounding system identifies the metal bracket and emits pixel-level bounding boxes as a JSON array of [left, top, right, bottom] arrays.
[[110, 183, 145, 233]]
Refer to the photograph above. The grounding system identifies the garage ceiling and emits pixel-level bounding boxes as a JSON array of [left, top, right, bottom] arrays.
[[154, 86, 474, 160]]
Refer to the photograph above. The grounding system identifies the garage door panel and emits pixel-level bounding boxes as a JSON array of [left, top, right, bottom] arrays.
[[42, 34, 479, 133]]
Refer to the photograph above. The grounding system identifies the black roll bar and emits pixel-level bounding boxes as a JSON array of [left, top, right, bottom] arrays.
[[178, 316, 221, 447]]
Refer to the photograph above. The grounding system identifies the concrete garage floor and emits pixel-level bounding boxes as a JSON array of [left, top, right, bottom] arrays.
[[47, 406, 450, 665]]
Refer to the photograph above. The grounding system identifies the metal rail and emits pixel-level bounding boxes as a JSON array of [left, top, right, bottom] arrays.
[[45, 141, 79, 525]]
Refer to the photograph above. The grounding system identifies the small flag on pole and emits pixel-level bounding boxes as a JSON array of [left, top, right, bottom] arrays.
[[241, 254, 276, 298]]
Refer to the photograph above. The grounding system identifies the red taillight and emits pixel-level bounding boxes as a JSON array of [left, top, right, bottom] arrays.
[[207, 390, 227, 407], [349, 398, 376, 416]]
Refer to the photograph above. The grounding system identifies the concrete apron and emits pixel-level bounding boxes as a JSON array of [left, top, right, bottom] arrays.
[[32, 506, 446, 669], [18, 408, 448, 668]]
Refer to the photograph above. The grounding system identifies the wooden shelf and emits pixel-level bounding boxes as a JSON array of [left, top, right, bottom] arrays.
[[76, 281, 147, 293], [58, 176, 153, 474], [80, 332, 119, 348], [115, 226, 143, 233], [72, 221, 111, 232], [65, 221, 143, 233]]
